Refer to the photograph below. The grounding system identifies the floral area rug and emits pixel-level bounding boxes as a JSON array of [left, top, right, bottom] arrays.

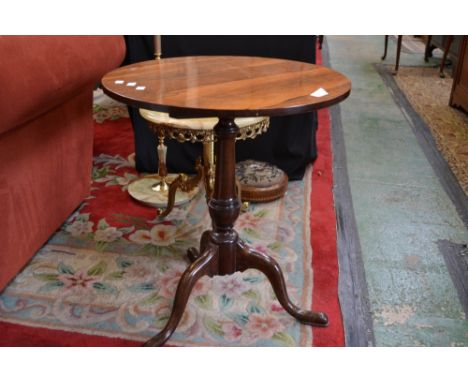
[[0, 86, 343, 347]]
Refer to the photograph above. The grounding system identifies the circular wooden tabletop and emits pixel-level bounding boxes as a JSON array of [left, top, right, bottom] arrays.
[[101, 56, 351, 118]]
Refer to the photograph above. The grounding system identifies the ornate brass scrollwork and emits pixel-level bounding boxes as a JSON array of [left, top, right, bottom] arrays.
[[158, 158, 204, 218], [149, 118, 269, 217]]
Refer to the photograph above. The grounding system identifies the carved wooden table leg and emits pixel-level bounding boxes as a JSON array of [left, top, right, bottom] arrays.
[[143, 248, 218, 347], [145, 118, 240, 346], [207, 118, 241, 276], [186, 231, 211, 263], [145, 118, 328, 346], [236, 240, 328, 326]]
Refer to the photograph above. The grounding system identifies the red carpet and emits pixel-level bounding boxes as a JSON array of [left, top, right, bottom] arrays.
[[311, 108, 344, 346], [0, 41, 344, 346], [310, 44, 344, 346]]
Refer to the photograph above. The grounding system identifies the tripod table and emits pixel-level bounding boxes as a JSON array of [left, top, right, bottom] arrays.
[[101, 55, 351, 346]]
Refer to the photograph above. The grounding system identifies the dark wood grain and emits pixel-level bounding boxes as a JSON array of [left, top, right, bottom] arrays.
[[101, 56, 351, 118], [208, 118, 241, 275]]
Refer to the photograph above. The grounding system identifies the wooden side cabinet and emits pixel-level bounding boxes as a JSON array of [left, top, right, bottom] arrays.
[[450, 36, 468, 112]]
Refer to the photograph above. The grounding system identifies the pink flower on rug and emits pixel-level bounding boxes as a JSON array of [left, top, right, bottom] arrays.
[[245, 313, 284, 339], [66, 220, 94, 237], [192, 276, 211, 297], [58, 271, 97, 291], [213, 273, 248, 298], [157, 269, 211, 299], [94, 227, 123, 242], [129, 224, 177, 246], [271, 302, 285, 313], [158, 268, 183, 298], [128, 230, 152, 244], [222, 322, 243, 342]]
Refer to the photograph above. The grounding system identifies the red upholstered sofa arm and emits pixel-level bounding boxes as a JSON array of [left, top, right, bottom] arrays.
[[0, 36, 126, 134]]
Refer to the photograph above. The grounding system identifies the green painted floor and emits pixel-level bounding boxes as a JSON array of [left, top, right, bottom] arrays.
[[326, 36, 468, 346]]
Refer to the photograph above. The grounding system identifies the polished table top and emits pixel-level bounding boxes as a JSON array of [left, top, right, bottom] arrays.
[[101, 56, 351, 118]]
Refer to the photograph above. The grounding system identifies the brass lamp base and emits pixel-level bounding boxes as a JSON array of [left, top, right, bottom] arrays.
[[128, 174, 200, 209]]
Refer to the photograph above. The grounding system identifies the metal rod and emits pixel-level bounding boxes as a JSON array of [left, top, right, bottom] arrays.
[[154, 35, 162, 60]]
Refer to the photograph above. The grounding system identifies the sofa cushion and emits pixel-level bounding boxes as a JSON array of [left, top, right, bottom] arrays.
[[0, 89, 94, 291], [0, 36, 125, 134]]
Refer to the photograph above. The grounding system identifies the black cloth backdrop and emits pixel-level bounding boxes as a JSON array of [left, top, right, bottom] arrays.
[[123, 36, 318, 181]]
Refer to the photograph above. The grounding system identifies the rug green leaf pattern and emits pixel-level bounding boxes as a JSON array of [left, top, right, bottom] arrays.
[[272, 332, 296, 347], [87, 261, 107, 276]]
